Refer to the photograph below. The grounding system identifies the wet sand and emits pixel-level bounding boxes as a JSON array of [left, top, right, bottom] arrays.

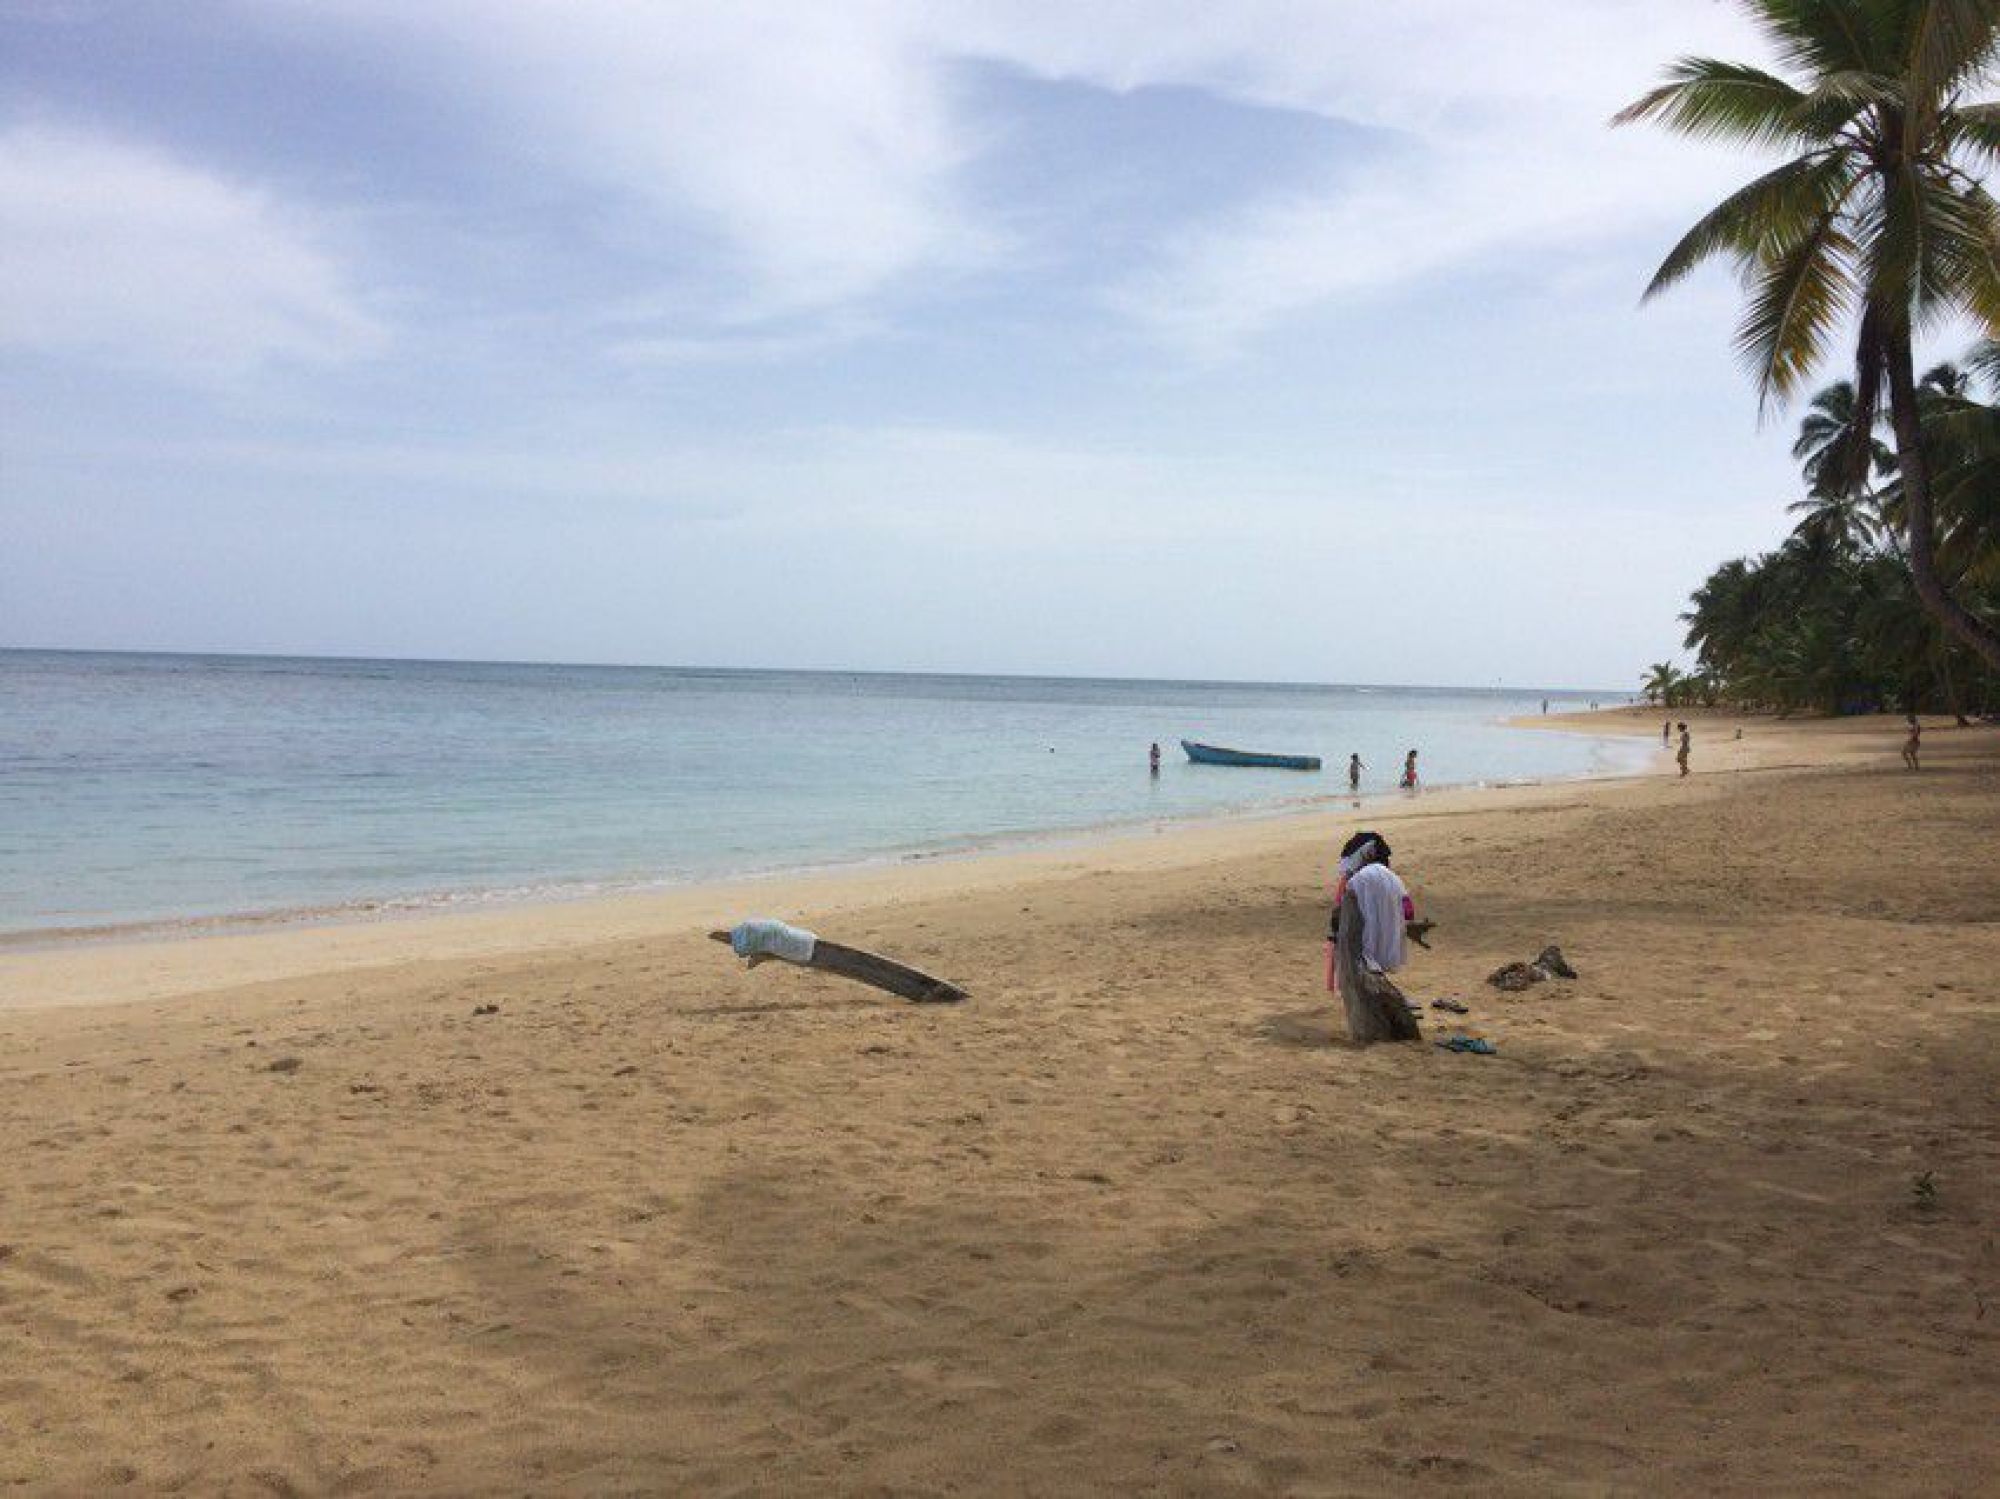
[[1, 711, 1994, 1494]]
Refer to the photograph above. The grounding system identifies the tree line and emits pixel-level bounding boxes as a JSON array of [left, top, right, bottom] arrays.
[[1650, 353, 2000, 715], [1620, 0, 2000, 717]]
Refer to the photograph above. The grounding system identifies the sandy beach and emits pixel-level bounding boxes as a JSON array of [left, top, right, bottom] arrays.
[[2, 711, 1995, 1495]]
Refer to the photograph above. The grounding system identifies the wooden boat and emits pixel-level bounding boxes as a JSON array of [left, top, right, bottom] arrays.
[[1180, 739, 1321, 771]]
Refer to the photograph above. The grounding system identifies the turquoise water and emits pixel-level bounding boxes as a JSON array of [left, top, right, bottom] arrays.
[[0, 651, 1645, 936]]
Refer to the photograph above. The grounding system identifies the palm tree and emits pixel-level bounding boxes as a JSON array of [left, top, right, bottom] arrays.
[[1791, 379, 1893, 497], [1788, 484, 1885, 553], [1616, 0, 2000, 674], [1641, 661, 1685, 704], [1917, 341, 2000, 583]]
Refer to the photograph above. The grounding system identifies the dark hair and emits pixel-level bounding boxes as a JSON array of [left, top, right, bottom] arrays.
[[1340, 830, 1392, 862]]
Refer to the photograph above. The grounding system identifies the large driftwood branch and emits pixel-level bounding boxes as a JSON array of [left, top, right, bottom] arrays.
[[1335, 887, 1423, 1044], [707, 931, 969, 1005]]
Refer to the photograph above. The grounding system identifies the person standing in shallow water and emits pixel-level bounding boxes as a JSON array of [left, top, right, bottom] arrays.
[[1676, 723, 1691, 778], [1149, 741, 1161, 777], [1400, 749, 1419, 790], [1348, 753, 1363, 793]]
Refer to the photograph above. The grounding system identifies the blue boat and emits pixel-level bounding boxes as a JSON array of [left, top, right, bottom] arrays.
[[1181, 739, 1322, 771]]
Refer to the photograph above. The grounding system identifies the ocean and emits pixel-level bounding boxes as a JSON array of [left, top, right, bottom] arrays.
[[0, 650, 1648, 938]]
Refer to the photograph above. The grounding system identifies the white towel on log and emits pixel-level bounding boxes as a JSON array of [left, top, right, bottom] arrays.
[[729, 919, 818, 964], [1346, 862, 1407, 973]]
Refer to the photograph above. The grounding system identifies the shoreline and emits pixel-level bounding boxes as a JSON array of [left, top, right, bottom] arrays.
[[0, 709, 1953, 1016], [2, 745, 1654, 957], [0, 717, 1659, 970], [3, 739, 1686, 1014]]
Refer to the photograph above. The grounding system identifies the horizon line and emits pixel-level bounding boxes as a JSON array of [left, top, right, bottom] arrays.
[[0, 642, 1631, 699]]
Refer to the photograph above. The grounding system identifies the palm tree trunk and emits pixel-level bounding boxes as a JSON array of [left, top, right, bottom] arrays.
[[1932, 637, 1971, 726], [1884, 333, 2000, 675]]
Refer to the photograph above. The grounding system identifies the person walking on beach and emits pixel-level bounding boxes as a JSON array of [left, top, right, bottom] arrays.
[[1348, 753, 1363, 792], [1901, 716, 1922, 771], [1149, 741, 1161, 777], [1663, 719, 1672, 746], [1676, 723, 1691, 778], [1400, 749, 1419, 790]]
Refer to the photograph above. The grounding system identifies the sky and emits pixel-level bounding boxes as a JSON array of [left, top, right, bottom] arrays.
[[0, 0, 1934, 689]]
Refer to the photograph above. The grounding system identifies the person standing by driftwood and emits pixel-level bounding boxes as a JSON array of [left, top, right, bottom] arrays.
[[1328, 832, 1421, 1044]]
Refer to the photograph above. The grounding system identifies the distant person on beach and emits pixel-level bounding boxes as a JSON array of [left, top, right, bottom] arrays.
[[1348, 753, 1363, 792], [1676, 723, 1691, 778], [1541, 699, 1549, 714], [1902, 716, 1922, 771], [1149, 741, 1161, 777], [1663, 719, 1672, 746], [1400, 749, 1419, 790]]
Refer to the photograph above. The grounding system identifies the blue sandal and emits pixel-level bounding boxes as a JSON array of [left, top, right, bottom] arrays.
[[1435, 1034, 1496, 1055]]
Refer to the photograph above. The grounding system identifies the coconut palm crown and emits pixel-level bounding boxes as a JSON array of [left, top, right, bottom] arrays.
[[1616, 0, 2000, 672]]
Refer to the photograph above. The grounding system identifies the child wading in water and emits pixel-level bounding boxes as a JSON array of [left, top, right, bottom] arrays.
[[1400, 749, 1419, 790], [1348, 753, 1364, 792]]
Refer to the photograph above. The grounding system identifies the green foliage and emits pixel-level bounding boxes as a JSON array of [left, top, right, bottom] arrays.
[[1620, 0, 2000, 674], [1673, 351, 2000, 715]]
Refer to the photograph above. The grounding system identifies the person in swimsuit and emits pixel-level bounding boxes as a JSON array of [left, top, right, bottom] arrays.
[[1400, 749, 1419, 790]]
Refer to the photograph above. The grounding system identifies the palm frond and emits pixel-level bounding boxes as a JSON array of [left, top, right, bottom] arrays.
[[1925, 181, 2000, 330], [1966, 334, 2000, 387], [1799, 67, 1903, 108], [1641, 152, 1854, 301], [1902, 0, 2000, 112], [1613, 58, 1821, 146], [1736, 208, 1858, 411], [1749, 0, 1880, 76], [1943, 100, 2000, 164]]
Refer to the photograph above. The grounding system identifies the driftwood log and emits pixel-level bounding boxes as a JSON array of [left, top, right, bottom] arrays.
[[1334, 886, 1423, 1044], [707, 931, 968, 1005]]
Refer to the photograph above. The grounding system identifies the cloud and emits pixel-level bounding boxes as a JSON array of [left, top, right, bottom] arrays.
[[0, 125, 385, 375], [258, 0, 1772, 353], [943, 1, 1774, 350], [279, 0, 987, 325]]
